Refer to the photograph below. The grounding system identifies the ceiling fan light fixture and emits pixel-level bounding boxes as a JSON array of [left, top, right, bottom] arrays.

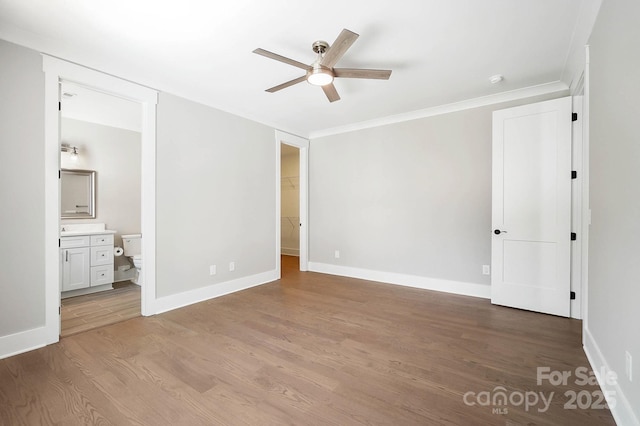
[[307, 65, 334, 86]]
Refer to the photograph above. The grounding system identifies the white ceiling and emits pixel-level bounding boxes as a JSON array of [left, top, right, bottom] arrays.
[[0, 0, 600, 138]]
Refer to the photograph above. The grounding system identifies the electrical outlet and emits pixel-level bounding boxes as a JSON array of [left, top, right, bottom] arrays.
[[229, 261, 235, 272], [482, 265, 490, 275], [626, 351, 633, 381], [334, 250, 340, 259], [209, 265, 216, 276]]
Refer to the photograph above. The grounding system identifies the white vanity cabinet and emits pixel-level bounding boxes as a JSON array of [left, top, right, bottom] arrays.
[[60, 233, 114, 295], [60, 239, 90, 291]]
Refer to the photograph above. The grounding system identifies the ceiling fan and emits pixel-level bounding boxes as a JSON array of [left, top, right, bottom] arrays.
[[253, 29, 392, 102]]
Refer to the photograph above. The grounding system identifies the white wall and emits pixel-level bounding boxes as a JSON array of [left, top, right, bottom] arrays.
[[61, 118, 141, 268], [587, 0, 640, 422], [281, 149, 300, 255], [155, 93, 276, 299], [0, 39, 45, 337], [0, 39, 278, 355], [309, 93, 565, 293]]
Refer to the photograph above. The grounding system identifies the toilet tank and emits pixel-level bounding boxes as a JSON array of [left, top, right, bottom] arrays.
[[121, 234, 142, 256]]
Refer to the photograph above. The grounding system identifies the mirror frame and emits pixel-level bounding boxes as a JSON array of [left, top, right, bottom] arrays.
[[61, 169, 96, 219]]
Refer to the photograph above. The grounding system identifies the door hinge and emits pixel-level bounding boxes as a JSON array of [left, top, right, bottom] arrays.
[[570, 291, 576, 300], [58, 101, 61, 111], [571, 232, 577, 241], [571, 171, 577, 179], [58, 170, 61, 179], [58, 238, 61, 248], [572, 112, 578, 122], [59, 306, 61, 315]]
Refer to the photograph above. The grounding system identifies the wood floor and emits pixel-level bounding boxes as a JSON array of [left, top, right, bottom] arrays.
[[61, 282, 141, 337], [1, 256, 614, 425]]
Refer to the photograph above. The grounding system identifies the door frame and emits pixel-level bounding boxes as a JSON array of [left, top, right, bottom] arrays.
[[570, 95, 584, 319], [275, 130, 309, 274], [43, 55, 158, 344]]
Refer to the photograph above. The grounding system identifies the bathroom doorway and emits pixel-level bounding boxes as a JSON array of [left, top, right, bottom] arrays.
[[43, 55, 157, 345], [58, 82, 143, 336]]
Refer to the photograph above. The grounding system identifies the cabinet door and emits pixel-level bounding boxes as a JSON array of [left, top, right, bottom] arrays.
[[61, 247, 90, 291]]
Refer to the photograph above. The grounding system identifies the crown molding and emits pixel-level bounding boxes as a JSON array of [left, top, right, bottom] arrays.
[[309, 81, 569, 139]]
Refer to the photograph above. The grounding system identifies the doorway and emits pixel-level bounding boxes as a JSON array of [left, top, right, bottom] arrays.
[[43, 55, 158, 344], [281, 143, 300, 272], [59, 82, 143, 336], [275, 130, 309, 276]]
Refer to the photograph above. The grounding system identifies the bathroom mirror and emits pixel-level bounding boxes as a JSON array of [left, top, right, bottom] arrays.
[[61, 169, 96, 219]]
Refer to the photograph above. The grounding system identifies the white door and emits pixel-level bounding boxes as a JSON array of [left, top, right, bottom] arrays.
[[491, 97, 572, 317]]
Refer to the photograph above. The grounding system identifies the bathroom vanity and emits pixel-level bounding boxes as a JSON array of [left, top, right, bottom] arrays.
[[60, 224, 116, 299]]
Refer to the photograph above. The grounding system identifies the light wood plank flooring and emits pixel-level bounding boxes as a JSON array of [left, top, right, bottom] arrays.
[[61, 282, 141, 337], [1, 256, 614, 425]]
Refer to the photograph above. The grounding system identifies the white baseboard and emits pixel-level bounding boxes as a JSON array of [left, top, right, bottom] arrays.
[[0, 326, 48, 360], [583, 326, 640, 426], [152, 269, 278, 315], [308, 262, 490, 299]]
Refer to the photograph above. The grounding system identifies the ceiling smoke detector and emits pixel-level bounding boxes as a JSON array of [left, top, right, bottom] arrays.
[[489, 74, 504, 84]]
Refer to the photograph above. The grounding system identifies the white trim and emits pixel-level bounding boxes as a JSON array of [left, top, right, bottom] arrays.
[[275, 130, 310, 272], [308, 262, 491, 299], [561, 0, 603, 94], [309, 81, 569, 139], [42, 56, 158, 351], [43, 58, 61, 346], [583, 327, 640, 426], [153, 270, 278, 315], [42, 56, 157, 103], [571, 71, 585, 96], [140, 100, 157, 316], [582, 45, 591, 330], [275, 141, 281, 278], [570, 96, 584, 319], [0, 327, 48, 360]]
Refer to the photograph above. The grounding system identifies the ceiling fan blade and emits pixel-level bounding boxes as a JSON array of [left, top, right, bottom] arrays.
[[266, 75, 308, 93], [333, 68, 392, 80], [320, 29, 359, 68], [322, 83, 340, 102], [253, 48, 310, 71]]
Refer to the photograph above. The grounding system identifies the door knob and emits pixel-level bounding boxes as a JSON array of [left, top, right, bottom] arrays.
[[494, 229, 507, 235]]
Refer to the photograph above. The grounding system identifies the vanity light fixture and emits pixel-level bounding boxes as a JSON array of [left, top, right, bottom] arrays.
[[61, 144, 79, 162]]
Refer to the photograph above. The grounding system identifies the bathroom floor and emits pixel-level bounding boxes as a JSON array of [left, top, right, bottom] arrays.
[[60, 282, 141, 337]]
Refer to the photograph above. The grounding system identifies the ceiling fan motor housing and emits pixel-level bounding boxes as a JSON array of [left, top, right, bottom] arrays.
[[312, 40, 329, 54]]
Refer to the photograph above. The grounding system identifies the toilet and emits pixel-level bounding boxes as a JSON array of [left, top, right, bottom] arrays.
[[121, 234, 142, 286]]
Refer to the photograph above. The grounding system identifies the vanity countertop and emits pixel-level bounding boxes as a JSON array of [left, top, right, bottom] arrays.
[[60, 223, 116, 237], [61, 229, 116, 237]]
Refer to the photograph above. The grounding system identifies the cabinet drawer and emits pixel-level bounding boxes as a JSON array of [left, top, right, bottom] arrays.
[[90, 234, 114, 246], [60, 235, 91, 248], [91, 265, 114, 286], [91, 245, 114, 266]]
